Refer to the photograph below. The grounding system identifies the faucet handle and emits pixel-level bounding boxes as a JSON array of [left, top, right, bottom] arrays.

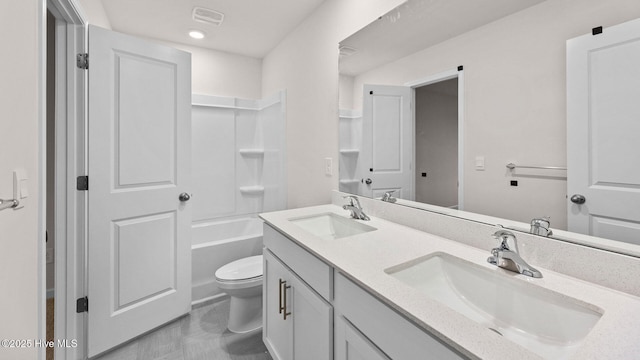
[[492, 230, 516, 250], [381, 190, 397, 202], [530, 216, 552, 236], [343, 195, 362, 208]]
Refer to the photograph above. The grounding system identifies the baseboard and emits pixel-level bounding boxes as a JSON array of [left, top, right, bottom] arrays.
[[191, 293, 228, 309], [46, 288, 55, 299]]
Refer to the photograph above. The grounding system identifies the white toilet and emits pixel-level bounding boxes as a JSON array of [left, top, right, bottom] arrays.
[[215, 254, 264, 333]]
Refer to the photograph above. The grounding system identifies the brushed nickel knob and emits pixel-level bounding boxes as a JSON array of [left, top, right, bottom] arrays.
[[570, 194, 586, 204]]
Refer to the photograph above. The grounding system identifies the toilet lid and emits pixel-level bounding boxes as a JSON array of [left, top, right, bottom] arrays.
[[215, 255, 263, 281]]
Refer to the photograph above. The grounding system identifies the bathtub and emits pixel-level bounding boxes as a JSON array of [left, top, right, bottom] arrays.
[[191, 216, 264, 305]]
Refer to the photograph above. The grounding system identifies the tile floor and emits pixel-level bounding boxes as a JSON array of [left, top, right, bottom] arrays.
[[94, 299, 272, 360]]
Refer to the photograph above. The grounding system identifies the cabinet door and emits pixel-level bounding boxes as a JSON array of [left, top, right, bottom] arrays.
[[264, 250, 293, 360], [335, 316, 390, 360], [290, 272, 332, 360], [264, 249, 333, 360]]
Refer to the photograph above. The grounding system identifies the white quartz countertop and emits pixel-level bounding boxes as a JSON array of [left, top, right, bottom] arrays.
[[260, 204, 640, 360]]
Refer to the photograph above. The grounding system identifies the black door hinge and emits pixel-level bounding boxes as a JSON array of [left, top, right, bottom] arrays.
[[77, 53, 89, 69], [77, 176, 89, 191], [76, 297, 88, 313]]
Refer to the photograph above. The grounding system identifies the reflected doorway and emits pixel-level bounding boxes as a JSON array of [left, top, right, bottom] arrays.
[[414, 78, 459, 208]]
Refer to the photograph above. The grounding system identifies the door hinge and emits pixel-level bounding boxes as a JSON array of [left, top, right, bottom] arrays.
[[76, 297, 88, 313], [76, 176, 89, 191], [76, 53, 89, 69]]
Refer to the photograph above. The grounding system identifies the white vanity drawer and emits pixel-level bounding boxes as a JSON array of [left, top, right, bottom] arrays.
[[334, 273, 465, 360], [263, 224, 332, 301]]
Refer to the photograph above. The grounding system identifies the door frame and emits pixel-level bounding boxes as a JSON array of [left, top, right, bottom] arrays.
[[404, 67, 465, 210], [43, 0, 87, 359]]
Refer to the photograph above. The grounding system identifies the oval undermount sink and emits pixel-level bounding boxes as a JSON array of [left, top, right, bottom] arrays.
[[385, 252, 602, 359], [289, 213, 377, 240]]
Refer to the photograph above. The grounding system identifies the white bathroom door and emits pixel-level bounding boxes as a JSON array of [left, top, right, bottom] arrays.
[[567, 19, 640, 245], [361, 84, 413, 200], [87, 25, 192, 357]]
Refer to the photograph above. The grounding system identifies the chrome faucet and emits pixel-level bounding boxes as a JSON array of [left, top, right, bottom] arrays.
[[530, 217, 553, 237], [487, 230, 542, 278], [381, 190, 397, 203], [343, 195, 370, 221]]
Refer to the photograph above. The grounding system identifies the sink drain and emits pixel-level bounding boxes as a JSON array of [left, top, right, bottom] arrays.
[[488, 327, 503, 336]]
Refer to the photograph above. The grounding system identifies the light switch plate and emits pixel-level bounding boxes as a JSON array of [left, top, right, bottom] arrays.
[[325, 157, 333, 176], [475, 156, 485, 171]]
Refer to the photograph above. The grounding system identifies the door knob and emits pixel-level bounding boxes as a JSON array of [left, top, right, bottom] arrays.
[[179, 192, 191, 202], [364, 178, 372, 185], [570, 194, 586, 204]]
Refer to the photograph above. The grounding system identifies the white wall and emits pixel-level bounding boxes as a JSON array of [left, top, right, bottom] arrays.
[[261, 0, 405, 208], [155, 40, 263, 99], [76, 0, 111, 28], [0, 1, 43, 359], [349, 0, 640, 229]]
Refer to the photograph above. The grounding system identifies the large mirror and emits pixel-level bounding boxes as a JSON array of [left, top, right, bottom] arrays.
[[338, 0, 640, 257]]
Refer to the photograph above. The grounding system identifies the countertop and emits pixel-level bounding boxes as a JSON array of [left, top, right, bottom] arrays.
[[260, 204, 640, 360]]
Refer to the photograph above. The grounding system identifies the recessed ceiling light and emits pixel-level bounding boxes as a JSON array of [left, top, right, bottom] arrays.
[[189, 30, 205, 39]]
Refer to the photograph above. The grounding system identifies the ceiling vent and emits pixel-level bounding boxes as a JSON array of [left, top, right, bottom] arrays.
[[192, 7, 225, 26]]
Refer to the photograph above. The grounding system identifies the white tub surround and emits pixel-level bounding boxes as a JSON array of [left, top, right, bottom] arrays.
[[260, 204, 640, 359], [190, 92, 286, 304]]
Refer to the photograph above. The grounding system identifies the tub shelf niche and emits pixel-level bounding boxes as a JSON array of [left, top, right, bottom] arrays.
[[239, 186, 265, 196], [239, 148, 265, 157], [339, 148, 359, 155]]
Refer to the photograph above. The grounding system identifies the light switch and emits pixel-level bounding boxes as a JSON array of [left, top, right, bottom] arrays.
[[325, 157, 333, 176], [475, 156, 485, 171]]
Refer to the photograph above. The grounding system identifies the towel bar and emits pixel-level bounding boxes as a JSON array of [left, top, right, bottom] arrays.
[[506, 163, 567, 171]]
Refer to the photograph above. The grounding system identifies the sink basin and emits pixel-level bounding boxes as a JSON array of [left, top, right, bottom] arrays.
[[289, 213, 376, 240], [385, 253, 602, 359]]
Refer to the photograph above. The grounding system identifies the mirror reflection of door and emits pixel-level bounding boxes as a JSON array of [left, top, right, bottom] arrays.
[[567, 18, 640, 245], [415, 78, 459, 209], [361, 85, 413, 200]]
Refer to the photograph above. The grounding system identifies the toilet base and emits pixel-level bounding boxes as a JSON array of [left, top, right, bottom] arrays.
[[227, 294, 263, 333]]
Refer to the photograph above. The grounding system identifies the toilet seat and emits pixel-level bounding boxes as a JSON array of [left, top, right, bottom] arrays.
[[215, 255, 263, 282]]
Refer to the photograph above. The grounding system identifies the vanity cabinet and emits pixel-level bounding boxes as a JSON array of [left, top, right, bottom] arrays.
[[335, 315, 390, 360], [334, 273, 464, 360], [263, 223, 463, 360], [263, 226, 332, 360]]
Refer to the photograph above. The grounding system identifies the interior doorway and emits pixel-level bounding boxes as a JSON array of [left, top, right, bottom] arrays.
[[414, 78, 459, 208], [45, 9, 56, 360], [45, 1, 87, 359], [406, 67, 464, 210]]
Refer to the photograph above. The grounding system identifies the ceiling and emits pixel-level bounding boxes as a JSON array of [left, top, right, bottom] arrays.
[[339, 0, 546, 76], [101, 0, 326, 58]]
